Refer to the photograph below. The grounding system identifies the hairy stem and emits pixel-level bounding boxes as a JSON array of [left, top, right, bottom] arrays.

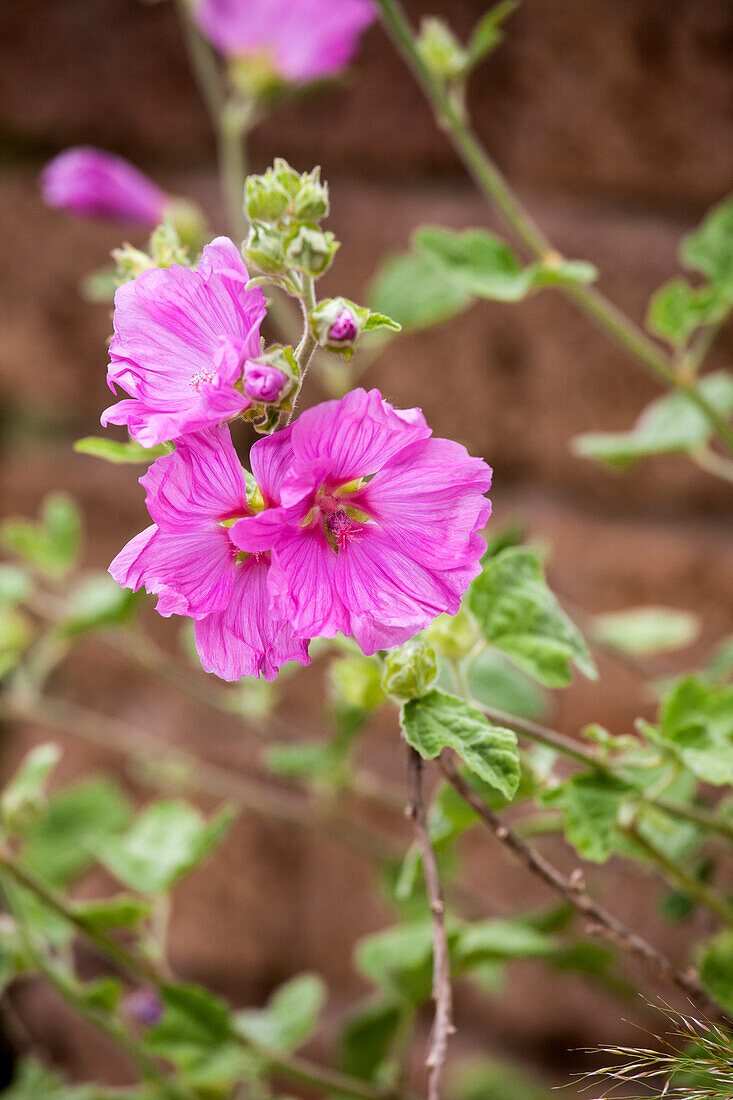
[[374, 0, 733, 454], [437, 755, 726, 1020], [407, 748, 453, 1100]]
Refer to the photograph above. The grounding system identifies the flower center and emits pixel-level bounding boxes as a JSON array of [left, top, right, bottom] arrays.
[[324, 507, 360, 552], [189, 367, 218, 392]]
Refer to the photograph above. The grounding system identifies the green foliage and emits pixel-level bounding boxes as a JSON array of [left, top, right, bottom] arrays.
[[574, 370, 733, 468], [0, 606, 33, 679], [468, 546, 596, 687], [681, 193, 733, 289], [467, 2, 519, 66], [401, 689, 520, 800], [452, 1056, 555, 1100], [92, 800, 234, 894], [1, 743, 61, 831], [338, 997, 402, 1083], [59, 573, 139, 637], [0, 1059, 101, 1099], [647, 279, 726, 347], [1, 494, 81, 579], [541, 773, 629, 862], [0, 564, 32, 607], [72, 895, 152, 932], [21, 777, 132, 888], [330, 654, 385, 711], [467, 647, 547, 719], [236, 973, 326, 1053], [73, 437, 171, 465], [651, 676, 733, 786], [369, 250, 473, 330], [593, 606, 699, 656], [698, 931, 733, 1014]]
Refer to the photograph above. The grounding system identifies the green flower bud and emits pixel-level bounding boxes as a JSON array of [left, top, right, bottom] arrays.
[[228, 55, 284, 101], [244, 220, 287, 274], [381, 639, 438, 703], [424, 608, 480, 660], [272, 157, 302, 198], [112, 243, 156, 282], [310, 297, 369, 360], [245, 171, 291, 223], [285, 223, 339, 277], [166, 198, 206, 253], [291, 167, 329, 222], [417, 17, 468, 83], [330, 655, 385, 711]]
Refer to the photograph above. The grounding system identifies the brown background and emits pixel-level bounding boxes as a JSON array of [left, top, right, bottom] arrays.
[[1, 0, 732, 1093]]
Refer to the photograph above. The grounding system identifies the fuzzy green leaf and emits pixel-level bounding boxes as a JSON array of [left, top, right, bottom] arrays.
[[401, 690, 520, 800], [593, 606, 699, 656], [369, 250, 472, 330]]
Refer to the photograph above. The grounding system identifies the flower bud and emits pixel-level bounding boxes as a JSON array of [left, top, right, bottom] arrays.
[[291, 167, 329, 222], [285, 223, 338, 277], [309, 296, 368, 359], [123, 988, 164, 1027], [330, 655, 385, 711], [424, 608, 479, 660], [381, 639, 438, 703], [243, 345, 297, 405], [245, 169, 291, 223], [244, 361, 289, 403], [417, 18, 468, 83], [244, 220, 287, 274]]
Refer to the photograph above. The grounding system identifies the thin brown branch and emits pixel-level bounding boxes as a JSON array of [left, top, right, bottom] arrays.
[[437, 753, 726, 1021], [406, 748, 454, 1100]]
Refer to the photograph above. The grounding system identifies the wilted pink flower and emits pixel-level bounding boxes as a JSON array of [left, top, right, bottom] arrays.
[[101, 238, 266, 447], [231, 388, 492, 654], [109, 426, 310, 681], [40, 147, 167, 226], [194, 0, 377, 83]]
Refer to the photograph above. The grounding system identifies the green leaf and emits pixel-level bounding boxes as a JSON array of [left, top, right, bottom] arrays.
[[1, 744, 61, 829], [573, 370, 733, 468], [454, 1056, 555, 1100], [82, 976, 124, 1012], [647, 279, 726, 346], [369, 251, 472, 330], [72, 895, 151, 932], [656, 676, 733, 786], [79, 265, 120, 303], [455, 919, 557, 968], [401, 690, 520, 801], [468, 2, 519, 65], [22, 778, 132, 888], [362, 311, 401, 334], [74, 436, 172, 465], [0, 1058, 100, 1099], [0, 565, 32, 608], [339, 998, 402, 1083], [593, 606, 700, 656], [59, 572, 138, 637], [415, 227, 532, 301], [698, 931, 733, 1014], [468, 546, 596, 686], [1, 494, 81, 579], [681, 194, 733, 289], [530, 257, 598, 287], [0, 606, 34, 679], [236, 973, 326, 1053], [467, 647, 547, 719], [541, 773, 629, 862], [355, 921, 437, 1005], [92, 800, 234, 894]]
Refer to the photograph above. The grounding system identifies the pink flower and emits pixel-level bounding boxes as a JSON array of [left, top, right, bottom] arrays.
[[109, 426, 310, 681], [231, 389, 492, 655], [101, 238, 267, 447], [40, 147, 167, 226], [194, 0, 377, 83]]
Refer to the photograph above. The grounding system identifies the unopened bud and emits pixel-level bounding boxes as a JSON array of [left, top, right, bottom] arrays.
[[310, 297, 368, 359], [244, 220, 286, 274], [244, 361, 289, 403], [291, 167, 329, 222], [417, 17, 468, 83], [245, 170, 291, 223], [381, 639, 438, 703], [285, 223, 338, 277], [124, 988, 164, 1027], [424, 608, 479, 660]]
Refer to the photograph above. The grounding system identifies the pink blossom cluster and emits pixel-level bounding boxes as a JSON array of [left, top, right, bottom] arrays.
[[104, 237, 492, 681]]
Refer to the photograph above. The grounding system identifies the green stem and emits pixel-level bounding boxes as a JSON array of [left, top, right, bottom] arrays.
[[374, 0, 733, 454], [218, 98, 254, 243], [625, 824, 733, 928], [0, 856, 405, 1100]]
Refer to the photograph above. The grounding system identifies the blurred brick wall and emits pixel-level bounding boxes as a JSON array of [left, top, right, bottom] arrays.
[[1, 0, 732, 1090]]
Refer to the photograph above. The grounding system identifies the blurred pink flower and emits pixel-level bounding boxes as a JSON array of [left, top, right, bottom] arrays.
[[231, 388, 493, 654], [40, 147, 167, 226], [102, 238, 266, 447], [194, 0, 377, 82], [109, 426, 310, 681]]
